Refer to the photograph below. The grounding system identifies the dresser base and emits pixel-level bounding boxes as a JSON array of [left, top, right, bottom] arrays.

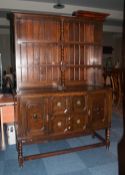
[[17, 128, 110, 167]]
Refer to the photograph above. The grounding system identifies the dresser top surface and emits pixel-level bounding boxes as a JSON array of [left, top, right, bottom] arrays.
[[17, 85, 112, 96]]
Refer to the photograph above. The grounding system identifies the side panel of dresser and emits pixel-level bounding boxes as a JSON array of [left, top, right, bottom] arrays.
[[87, 89, 112, 131]]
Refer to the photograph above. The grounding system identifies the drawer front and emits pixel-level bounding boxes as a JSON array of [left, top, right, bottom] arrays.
[[72, 96, 86, 113], [71, 113, 88, 132], [50, 114, 68, 135], [50, 113, 88, 135], [52, 97, 69, 114]]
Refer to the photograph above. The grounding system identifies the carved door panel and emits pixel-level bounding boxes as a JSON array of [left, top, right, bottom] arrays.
[[22, 97, 46, 137], [49, 96, 70, 136], [72, 96, 86, 113], [51, 96, 70, 115], [70, 95, 88, 133], [71, 113, 88, 132], [50, 114, 68, 135], [88, 92, 108, 129]]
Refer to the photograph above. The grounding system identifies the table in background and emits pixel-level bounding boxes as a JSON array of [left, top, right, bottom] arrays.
[[0, 95, 15, 150]]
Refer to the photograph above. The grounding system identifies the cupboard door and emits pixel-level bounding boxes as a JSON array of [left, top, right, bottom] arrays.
[[88, 91, 109, 129], [72, 96, 86, 113], [49, 96, 70, 136], [50, 114, 68, 135], [71, 113, 88, 132], [52, 97, 69, 115], [21, 97, 46, 137], [49, 95, 88, 135]]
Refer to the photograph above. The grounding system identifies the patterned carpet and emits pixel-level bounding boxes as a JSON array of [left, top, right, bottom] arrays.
[[0, 112, 123, 175]]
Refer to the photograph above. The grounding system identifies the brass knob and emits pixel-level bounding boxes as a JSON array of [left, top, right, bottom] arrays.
[[57, 102, 61, 107], [33, 113, 38, 120], [68, 126, 71, 130], [57, 121, 62, 127], [76, 100, 81, 106], [77, 119, 80, 124]]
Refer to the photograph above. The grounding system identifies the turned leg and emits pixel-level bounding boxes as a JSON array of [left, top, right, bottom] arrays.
[[105, 128, 110, 149], [16, 139, 19, 152], [92, 131, 95, 138], [18, 141, 24, 167]]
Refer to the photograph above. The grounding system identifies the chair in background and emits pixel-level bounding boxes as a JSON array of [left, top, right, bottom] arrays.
[[103, 68, 122, 107], [110, 68, 122, 107]]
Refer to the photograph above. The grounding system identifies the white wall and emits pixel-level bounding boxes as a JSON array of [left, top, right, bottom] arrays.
[[0, 0, 123, 34], [0, 0, 123, 20], [102, 32, 122, 67]]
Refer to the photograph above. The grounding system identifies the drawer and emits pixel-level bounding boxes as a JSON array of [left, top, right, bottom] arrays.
[[72, 96, 86, 113], [52, 97, 69, 114], [50, 114, 68, 134], [71, 113, 88, 132]]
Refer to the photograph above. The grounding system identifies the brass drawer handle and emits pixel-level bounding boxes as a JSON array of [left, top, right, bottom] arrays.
[[57, 102, 61, 107], [33, 113, 38, 120], [68, 117, 71, 121], [57, 121, 62, 127], [76, 100, 81, 106], [76, 119, 81, 124], [68, 126, 71, 130]]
